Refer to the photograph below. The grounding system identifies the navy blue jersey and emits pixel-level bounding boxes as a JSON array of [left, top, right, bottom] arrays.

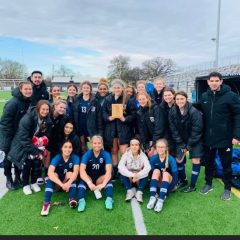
[[81, 150, 112, 178], [78, 98, 90, 136], [150, 154, 178, 191], [50, 153, 80, 176]]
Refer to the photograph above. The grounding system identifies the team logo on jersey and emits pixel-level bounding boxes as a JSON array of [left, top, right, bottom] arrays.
[[150, 117, 155, 122], [69, 163, 73, 168], [91, 106, 96, 112], [99, 158, 103, 164]]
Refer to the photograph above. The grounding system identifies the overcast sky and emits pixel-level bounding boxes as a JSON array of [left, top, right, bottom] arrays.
[[0, 0, 239, 77]]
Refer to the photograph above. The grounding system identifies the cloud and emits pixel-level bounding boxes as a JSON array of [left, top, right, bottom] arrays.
[[0, 0, 239, 76]]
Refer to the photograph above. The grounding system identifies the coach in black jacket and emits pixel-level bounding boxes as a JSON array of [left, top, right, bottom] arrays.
[[197, 72, 240, 200], [27, 71, 49, 106], [0, 83, 32, 189]]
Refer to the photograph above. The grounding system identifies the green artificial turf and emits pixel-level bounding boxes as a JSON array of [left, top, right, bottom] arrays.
[[141, 160, 240, 235], [0, 181, 135, 235]]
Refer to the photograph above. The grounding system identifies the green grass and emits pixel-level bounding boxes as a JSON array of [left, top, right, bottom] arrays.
[[0, 181, 135, 235], [141, 160, 240, 235]]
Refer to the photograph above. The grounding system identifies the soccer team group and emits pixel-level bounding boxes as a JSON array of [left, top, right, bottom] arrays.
[[0, 71, 239, 216]]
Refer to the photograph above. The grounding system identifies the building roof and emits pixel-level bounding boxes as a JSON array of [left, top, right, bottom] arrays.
[[52, 76, 99, 83]]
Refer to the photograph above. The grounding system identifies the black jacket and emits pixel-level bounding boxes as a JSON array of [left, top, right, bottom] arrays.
[[160, 101, 175, 151], [7, 107, 52, 169], [27, 77, 49, 106], [198, 84, 240, 148], [0, 87, 31, 152], [102, 94, 136, 147], [137, 103, 166, 151], [168, 102, 203, 150], [58, 131, 81, 156], [48, 112, 70, 157], [150, 88, 164, 105]]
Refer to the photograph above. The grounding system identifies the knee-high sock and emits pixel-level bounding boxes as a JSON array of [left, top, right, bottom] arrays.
[[44, 179, 55, 202], [69, 181, 77, 199], [177, 161, 186, 182], [105, 181, 113, 198], [150, 179, 158, 197], [190, 163, 201, 188], [78, 181, 87, 199], [159, 181, 169, 201]]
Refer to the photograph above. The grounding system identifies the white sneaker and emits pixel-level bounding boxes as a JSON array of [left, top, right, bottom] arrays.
[[147, 196, 157, 209], [23, 185, 32, 195], [37, 177, 44, 185], [31, 183, 41, 192], [41, 202, 50, 216], [135, 191, 143, 203], [154, 199, 163, 212], [125, 189, 135, 201]]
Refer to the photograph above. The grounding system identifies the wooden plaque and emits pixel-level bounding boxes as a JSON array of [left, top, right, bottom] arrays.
[[112, 104, 123, 118]]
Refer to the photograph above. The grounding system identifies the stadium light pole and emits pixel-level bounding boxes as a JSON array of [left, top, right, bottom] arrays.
[[214, 0, 221, 68]]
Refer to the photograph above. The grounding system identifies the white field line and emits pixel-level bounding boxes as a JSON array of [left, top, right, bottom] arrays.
[[131, 198, 148, 235]]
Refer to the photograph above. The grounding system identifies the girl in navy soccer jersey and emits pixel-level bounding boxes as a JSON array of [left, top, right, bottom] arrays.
[[147, 139, 178, 212], [78, 135, 113, 212], [66, 83, 78, 119], [72, 81, 93, 154], [41, 140, 80, 216]]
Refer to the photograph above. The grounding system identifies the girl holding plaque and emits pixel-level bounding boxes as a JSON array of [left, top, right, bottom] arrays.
[[102, 79, 136, 180]]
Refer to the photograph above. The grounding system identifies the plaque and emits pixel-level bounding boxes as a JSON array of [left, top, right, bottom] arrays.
[[111, 104, 123, 118]]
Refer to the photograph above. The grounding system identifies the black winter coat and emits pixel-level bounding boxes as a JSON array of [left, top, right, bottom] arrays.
[[27, 77, 49, 106], [0, 88, 31, 152], [150, 88, 164, 105], [160, 101, 175, 151], [7, 107, 52, 169], [198, 84, 240, 148], [102, 94, 136, 147], [48, 113, 70, 157], [168, 102, 203, 150], [137, 103, 166, 151]]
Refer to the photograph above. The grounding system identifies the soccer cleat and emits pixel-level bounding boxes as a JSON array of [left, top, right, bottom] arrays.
[[13, 176, 23, 189], [69, 198, 77, 208], [200, 184, 213, 195], [41, 202, 50, 216], [147, 196, 157, 210], [125, 189, 135, 201], [23, 185, 32, 195], [221, 189, 231, 201], [154, 199, 163, 212], [31, 183, 41, 193], [6, 177, 16, 190], [135, 191, 143, 203], [181, 185, 196, 193], [105, 197, 113, 210], [78, 199, 86, 212], [177, 179, 188, 189]]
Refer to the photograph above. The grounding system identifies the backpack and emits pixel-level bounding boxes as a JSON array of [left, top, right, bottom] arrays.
[[214, 148, 240, 189]]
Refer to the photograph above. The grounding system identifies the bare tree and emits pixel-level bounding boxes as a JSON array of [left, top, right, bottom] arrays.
[[56, 65, 74, 77], [108, 55, 130, 82], [141, 57, 176, 80], [0, 58, 27, 79], [127, 67, 144, 86]]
